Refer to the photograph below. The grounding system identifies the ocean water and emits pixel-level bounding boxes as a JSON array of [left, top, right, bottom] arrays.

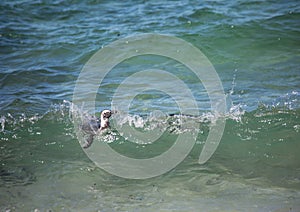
[[1, 0, 300, 211]]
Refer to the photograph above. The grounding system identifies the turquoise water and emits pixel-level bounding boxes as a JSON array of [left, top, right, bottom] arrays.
[[1, 0, 300, 211]]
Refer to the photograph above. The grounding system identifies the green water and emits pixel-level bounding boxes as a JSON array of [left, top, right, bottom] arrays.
[[1, 0, 300, 211]]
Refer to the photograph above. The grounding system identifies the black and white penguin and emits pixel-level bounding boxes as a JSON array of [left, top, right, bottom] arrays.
[[81, 109, 112, 148]]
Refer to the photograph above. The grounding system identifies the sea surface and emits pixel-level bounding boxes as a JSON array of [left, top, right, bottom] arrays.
[[1, 0, 300, 211]]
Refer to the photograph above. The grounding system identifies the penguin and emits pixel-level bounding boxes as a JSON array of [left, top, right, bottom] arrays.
[[81, 109, 112, 148]]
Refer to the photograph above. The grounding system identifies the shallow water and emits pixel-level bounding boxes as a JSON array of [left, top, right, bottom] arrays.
[[1, 0, 300, 211]]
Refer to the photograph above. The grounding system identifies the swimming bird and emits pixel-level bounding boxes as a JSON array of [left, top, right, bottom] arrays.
[[81, 109, 112, 148]]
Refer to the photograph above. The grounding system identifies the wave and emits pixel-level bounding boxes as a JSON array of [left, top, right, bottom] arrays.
[[1, 92, 298, 145], [1, 98, 299, 180], [0, 91, 298, 143], [0, 94, 299, 189]]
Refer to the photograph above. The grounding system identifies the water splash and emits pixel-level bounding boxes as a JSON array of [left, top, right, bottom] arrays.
[[0, 116, 5, 132], [1, 93, 299, 146]]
